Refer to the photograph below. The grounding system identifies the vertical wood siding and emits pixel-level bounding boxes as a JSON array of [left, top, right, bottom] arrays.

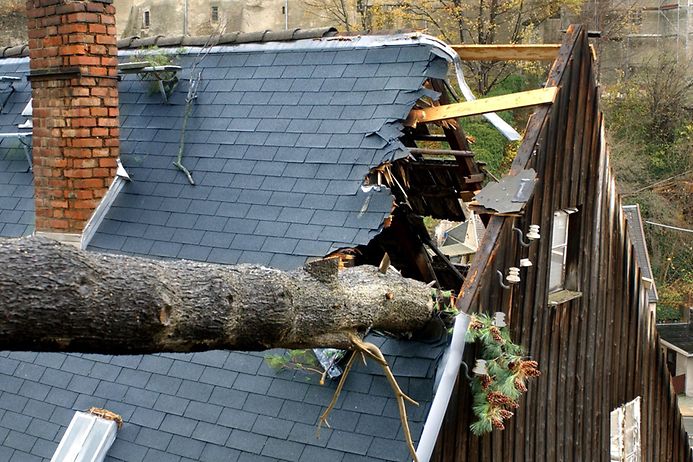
[[432, 25, 692, 462]]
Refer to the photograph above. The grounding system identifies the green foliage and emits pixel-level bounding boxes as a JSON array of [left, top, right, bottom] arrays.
[[264, 349, 321, 375], [465, 313, 540, 435], [129, 47, 180, 95], [459, 72, 536, 178], [603, 55, 693, 313], [431, 290, 458, 332], [656, 305, 682, 323]]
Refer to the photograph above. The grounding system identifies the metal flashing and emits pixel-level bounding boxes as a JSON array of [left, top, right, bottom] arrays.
[[81, 160, 131, 250]]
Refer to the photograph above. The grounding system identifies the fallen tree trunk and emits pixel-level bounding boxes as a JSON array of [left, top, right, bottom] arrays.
[[0, 238, 434, 353]]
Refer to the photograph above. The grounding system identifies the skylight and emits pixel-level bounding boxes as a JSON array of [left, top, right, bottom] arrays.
[[50, 410, 119, 462]]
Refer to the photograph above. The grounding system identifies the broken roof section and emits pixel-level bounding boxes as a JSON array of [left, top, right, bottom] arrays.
[[0, 33, 454, 268], [90, 35, 451, 268]]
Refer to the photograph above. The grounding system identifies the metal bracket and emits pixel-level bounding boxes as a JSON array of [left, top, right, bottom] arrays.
[[119, 63, 181, 104], [27, 67, 81, 81], [472, 168, 537, 214]]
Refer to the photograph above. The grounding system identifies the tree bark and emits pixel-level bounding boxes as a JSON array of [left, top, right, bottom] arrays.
[[0, 238, 434, 354]]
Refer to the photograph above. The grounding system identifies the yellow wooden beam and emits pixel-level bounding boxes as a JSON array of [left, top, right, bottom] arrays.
[[451, 44, 561, 61], [405, 87, 558, 126]]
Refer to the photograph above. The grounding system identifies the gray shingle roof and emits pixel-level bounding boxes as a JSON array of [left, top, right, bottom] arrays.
[[88, 41, 442, 269], [657, 323, 693, 354], [0, 34, 452, 461], [0, 335, 446, 461], [623, 204, 658, 302], [0, 59, 33, 238]]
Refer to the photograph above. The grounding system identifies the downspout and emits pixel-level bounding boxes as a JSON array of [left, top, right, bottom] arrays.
[[415, 312, 471, 462]]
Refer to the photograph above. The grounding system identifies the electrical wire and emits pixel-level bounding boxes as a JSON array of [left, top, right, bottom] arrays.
[[644, 221, 693, 234]]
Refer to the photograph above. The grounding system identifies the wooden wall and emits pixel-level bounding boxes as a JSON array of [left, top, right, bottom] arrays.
[[431, 25, 692, 462]]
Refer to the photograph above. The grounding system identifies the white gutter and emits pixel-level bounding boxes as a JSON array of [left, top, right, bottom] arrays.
[[660, 338, 693, 358], [415, 312, 471, 462]]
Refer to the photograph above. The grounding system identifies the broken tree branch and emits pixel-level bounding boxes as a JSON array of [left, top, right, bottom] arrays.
[[0, 237, 434, 354]]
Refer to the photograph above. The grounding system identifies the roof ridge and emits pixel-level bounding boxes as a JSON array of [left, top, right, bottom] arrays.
[[0, 27, 339, 59]]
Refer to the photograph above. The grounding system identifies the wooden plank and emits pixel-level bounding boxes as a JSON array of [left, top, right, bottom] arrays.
[[429, 79, 484, 189], [408, 148, 475, 157], [544, 51, 576, 462], [451, 44, 561, 61], [561, 42, 588, 462], [405, 87, 558, 126]]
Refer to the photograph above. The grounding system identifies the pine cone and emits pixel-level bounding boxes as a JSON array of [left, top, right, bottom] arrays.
[[470, 317, 484, 330], [514, 377, 527, 392], [490, 326, 504, 344], [520, 360, 541, 377], [487, 391, 514, 406]]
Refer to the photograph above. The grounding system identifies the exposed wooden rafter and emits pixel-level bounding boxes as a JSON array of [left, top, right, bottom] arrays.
[[405, 87, 559, 126], [451, 44, 561, 61]]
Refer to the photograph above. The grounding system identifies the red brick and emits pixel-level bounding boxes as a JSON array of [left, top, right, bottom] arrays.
[[88, 44, 107, 55], [69, 55, 99, 66], [72, 190, 94, 200], [56, 2, 86, 14], [98, 158, 117, 168], [95, 34, 116, 45], [73, 178, 104, 189], [88, 23, 106, 35], [57, 23, 87, 34], [58, 44, 86, 55], [49, 200, 68, 209], [86, 2, 106, 13], [71, 158, 98, 168], [65, 12, 99, 24], [71, 117, 96, 127], [64, 209, 93, 221], [71, 138, 103, 148], [97, 118, 118, 127], [90, 107, 107, 117]]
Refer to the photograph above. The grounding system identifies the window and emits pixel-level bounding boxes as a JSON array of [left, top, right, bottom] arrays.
[[549, 209, 572, 292], [211, 6, 219, 22], [548, 208, 581, 304], [143, 9, 150, 28], [610, 397, 642, 462]]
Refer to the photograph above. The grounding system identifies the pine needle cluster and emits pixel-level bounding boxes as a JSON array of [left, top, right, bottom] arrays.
[[465, 313, 541, 435]]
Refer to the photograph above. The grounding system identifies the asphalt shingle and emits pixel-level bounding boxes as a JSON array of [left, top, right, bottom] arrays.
[[0, 37, 447, 462]]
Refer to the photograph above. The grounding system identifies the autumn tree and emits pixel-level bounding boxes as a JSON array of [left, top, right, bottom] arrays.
[[361, 0, 584, 95], [300, 0, 372, 33]]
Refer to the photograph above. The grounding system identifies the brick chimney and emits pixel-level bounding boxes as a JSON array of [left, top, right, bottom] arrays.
[[27, 0, 119, 241]]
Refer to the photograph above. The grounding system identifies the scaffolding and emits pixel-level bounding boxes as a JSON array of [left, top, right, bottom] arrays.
[[626, 0, 692, 63]]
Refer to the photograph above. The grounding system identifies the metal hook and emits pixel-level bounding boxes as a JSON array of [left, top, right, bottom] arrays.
[[460, 360, 474, 382], [513, 226, 532, 247], [497, 270, 511, 289]]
